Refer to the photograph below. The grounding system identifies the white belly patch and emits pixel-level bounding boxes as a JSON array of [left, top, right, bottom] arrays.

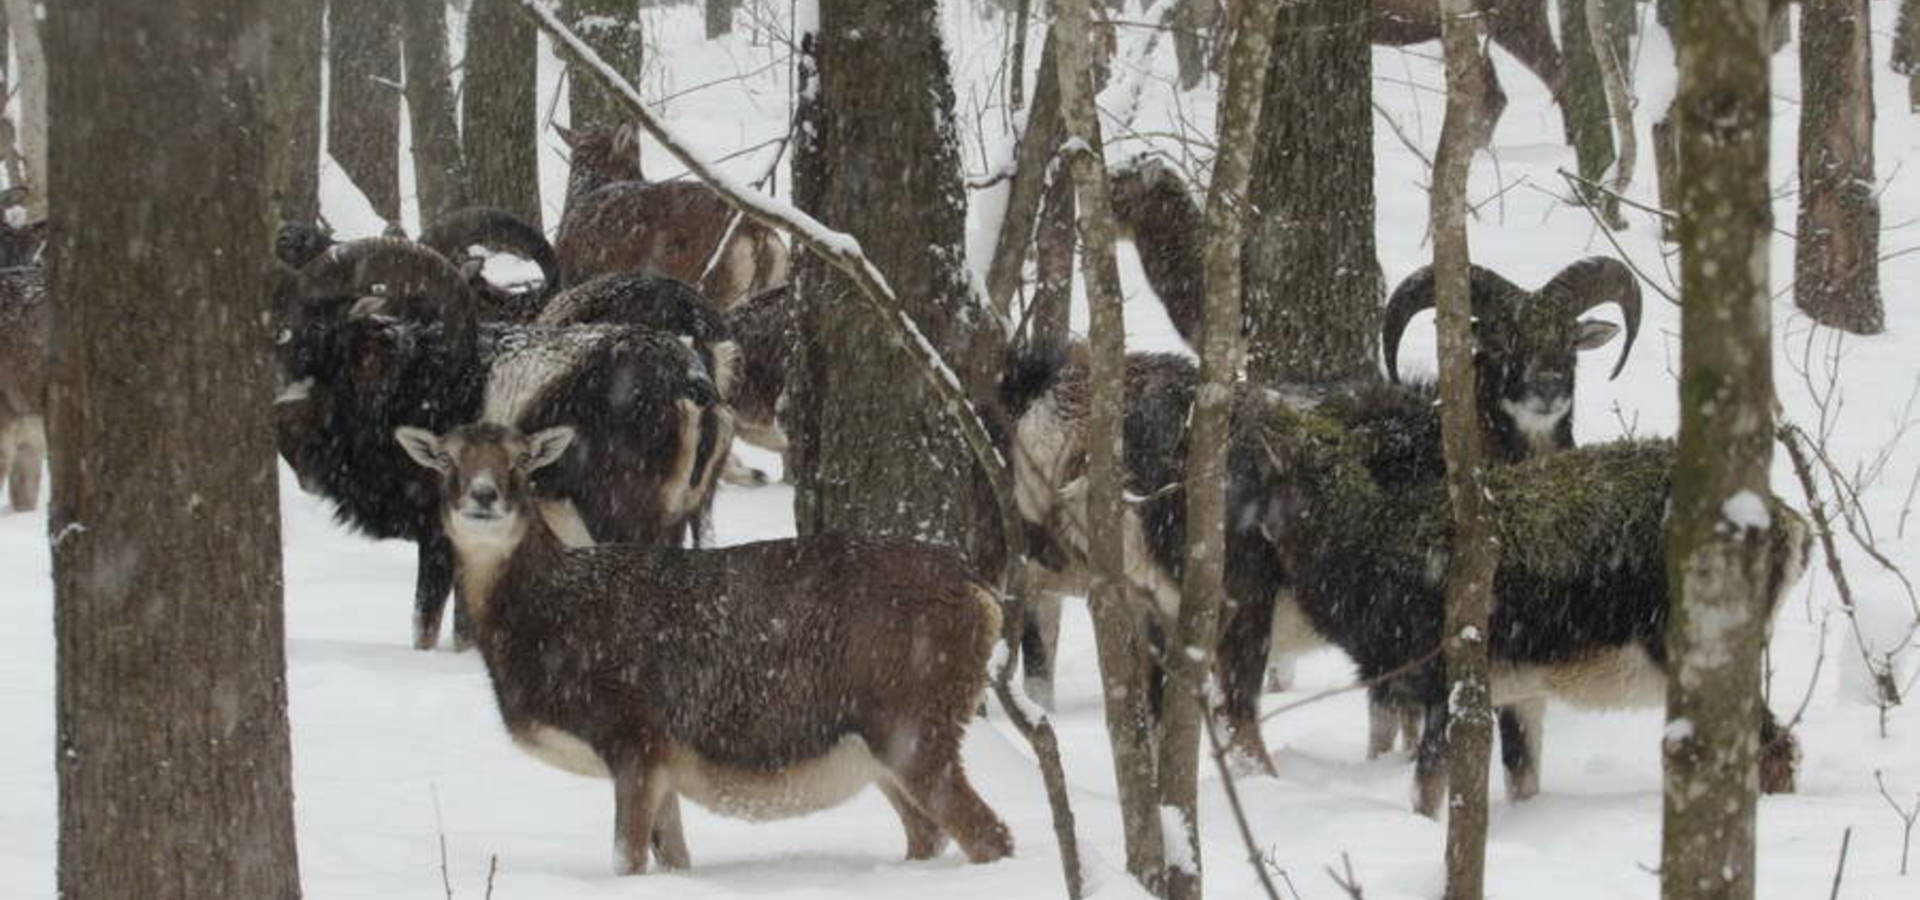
[[666, 735, 881, 822]]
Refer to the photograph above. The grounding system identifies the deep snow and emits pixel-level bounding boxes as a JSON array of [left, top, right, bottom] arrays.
[[4, 4, 1920, 898]]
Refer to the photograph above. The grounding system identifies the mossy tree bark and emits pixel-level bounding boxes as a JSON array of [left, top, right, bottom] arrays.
[[1559, 0, 1619, 206], [266, 0, 323, 225], [563, 1, 646, 138], [401, 0, 469, 224], [1432, 2, 1499, 897], [1796, 0, 1882, 335], [47, 1, 303, 896], [1031, 159, 1075, 348], [789, 0, 1003, 573], [329, 0, 403, 223], [1244, 0, 1381, 386], [1663, 1, 1777, 897], [1056, 0, 1165, 891], [1158, 2, 1282, 898], [464, 0, 543, 226]]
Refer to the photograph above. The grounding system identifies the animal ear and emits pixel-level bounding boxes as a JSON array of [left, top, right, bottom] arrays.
[[1573, 318, 1621, 351], [395, 427, 450, 472], [521, 426, 576, 474]]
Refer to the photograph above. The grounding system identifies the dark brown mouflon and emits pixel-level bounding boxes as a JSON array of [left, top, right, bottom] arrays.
[[397, 422, 1013, 874]]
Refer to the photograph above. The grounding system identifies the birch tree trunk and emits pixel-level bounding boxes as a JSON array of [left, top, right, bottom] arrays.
[[1664, 0, 1776, 896], [1244, 0, 1381, 385], [329, 0, 403, 223], [402, 0, 469, 224], [48, 0, 303, 896], [1056, 0, 1165, 890], [1433, 1, 1499, 897], [1796, 0, 1882, 335], [1157, 2, 1283, 897], [464, 0, 543, 225], [563, 0, 646, 136], [266, 0, 324, 225], [2, 0, 47, 223]]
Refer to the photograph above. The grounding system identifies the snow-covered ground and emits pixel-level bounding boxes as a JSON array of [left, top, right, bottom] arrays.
[[5, 4, 1920, 898]]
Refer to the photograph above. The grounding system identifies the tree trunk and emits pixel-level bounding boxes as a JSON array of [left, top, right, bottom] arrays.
[[1586, 0, 1637, 229], [1055, 0, 1165, 891], [1795, 0, 1882, 334], [1029, 156, 1074, 348], [329, 0, 403, 223], [564, 0, 646, 136], [1244, 0, 1381, 386], [1158, 3, 1282, 898], [1559, 0, 1618, 205], [705, 0, 736, 38], [1895, 0, 1920, 111], [1170, 0, 1218, 91], [464, 0, 543, 226], [1663, 1, 1775, 897], [2, 0, 47, 223], [402, 0, 468, 225], [790, 0, 1003, 572], [266, 0, 324, 225], [1431, 3, 1499, 898], [986, 31, 1061, 318], [47, 1, 303, 897]]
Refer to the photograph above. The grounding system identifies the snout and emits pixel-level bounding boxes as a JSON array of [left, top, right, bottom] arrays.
[[459, 483, 505, 521]]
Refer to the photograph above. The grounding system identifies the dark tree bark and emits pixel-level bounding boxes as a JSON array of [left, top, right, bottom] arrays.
[[1244, 0, 1381, 386], [1796, 0, 1882, 335], [564, 0, 645, 137], [1433, 1, 1499, 896], [790, 0, 1003, 571], [266, 0, 323, 225], [1664, 1, 1776, 897], [47, 1, 302, 897], [1158, 2, 1283, 898], [464, 0, 543, 226], [1169, 0, 1219, 90], [1029, 156, 1075, 348], [1560, 0, 1618, 206], [705, 0, 737, 38], [402, 0, 468, 224], [1054, 0, 1164, 890], [329, 0, 403, 223]]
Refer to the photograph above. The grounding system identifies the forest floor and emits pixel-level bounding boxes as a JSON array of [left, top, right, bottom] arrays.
[[4, 5, 1920, 898]]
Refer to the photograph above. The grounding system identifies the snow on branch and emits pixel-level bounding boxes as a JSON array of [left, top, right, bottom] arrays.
[[516, 0, 1019, 558]]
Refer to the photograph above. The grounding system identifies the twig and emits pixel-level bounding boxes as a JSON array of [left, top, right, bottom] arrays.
[[1372, 99, 1433, 175], [1259, 641, 1446, 724], [1553, 170, 1680, 306], [431, 785, 454, 900], [484, 854, 499, 900], [1875, 771, 1919, 876], [1828, 827, 1851, 900], [1327, 851, 1367, 900], [1203, 707, 1284, 900]]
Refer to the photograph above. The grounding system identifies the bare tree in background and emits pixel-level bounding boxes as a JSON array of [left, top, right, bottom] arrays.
[[266, 0, 323, 225], [705, 0, 738, 38], [986, 31, 1063, 319], [1244, 0, 1382, 386], [790, 0, 1003, 571], [564, 1, 646, 137], [330, 0, 403, 223], [1, 0, 48, 223], [465, 0, 543, 225], [48, 0, 302, 896], [1895, 0, 1920, 111], [1663, 0, 1777, 896], [402, 0, 469, 224], [1797, 0, 1882, 335], [1431, 3, 1499, 898], [1054, 0, 1165, 890], [1157, 1, 1283, 898]]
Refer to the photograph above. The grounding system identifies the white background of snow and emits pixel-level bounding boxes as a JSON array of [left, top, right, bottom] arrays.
[[4, 4, 1920, 898]]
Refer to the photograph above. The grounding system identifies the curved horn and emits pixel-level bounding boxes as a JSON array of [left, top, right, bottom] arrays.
[[1381, 266, 1435, 383], [297, 237, 481, 360], [418, 206, 562, 298], [1540, 256, 1642, 380]]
